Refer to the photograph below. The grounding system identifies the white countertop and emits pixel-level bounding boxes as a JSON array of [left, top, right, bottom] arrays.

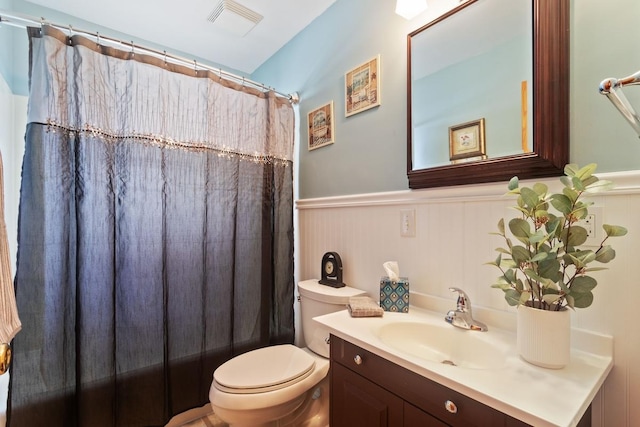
[[314, 305, 613, 427]]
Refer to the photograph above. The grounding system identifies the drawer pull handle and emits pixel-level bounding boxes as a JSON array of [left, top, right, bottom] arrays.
[[354, 355, 363, 365], [444, 400, 458, 414]]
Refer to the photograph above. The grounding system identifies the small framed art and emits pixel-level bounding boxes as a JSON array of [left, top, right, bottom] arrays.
[[308, 101, 335, 150], [449, 118, 486, 162], [345, 55, 381, 117]]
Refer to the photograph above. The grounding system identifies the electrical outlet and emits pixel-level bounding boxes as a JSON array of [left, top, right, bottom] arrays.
[[400, 209, 416, 237], [577, 206, 603, 246]]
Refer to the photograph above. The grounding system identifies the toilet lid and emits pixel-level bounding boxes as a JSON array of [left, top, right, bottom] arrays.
[[213, 344, 315, 394]]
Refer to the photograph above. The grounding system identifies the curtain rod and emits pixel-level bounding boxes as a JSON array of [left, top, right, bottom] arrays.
[[0, 10, 299, 103]]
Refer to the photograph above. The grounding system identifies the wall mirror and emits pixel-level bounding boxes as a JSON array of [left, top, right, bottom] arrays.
[[407, 0, 569, 189]]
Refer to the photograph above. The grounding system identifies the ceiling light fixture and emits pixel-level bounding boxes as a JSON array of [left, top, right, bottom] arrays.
[[395, 0, 428, 20]]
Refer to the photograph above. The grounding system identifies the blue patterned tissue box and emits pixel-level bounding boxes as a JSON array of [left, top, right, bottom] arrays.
[[379, 277, 409, 313]]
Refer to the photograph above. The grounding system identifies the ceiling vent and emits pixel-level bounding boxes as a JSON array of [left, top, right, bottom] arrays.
[[207, 0, 263, 37]]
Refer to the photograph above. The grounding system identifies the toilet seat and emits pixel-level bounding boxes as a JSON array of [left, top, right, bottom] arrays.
[[213, 344, 316, 394]]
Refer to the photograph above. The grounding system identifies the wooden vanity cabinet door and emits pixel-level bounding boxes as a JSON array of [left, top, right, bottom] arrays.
[[404, 402, 449, 427], [331, 361, 403, 427]]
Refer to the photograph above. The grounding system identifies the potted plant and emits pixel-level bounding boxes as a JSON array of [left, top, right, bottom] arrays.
[[488, 163, 627, 368]]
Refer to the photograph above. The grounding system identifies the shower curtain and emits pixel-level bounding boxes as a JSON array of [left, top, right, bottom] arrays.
[[8, 26, 295, 427]]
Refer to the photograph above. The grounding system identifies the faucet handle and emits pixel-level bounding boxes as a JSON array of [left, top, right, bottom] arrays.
[[449, 287, 470, 313]]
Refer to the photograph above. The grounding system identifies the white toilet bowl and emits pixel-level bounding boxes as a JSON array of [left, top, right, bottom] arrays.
[[209, 345, 329, 427], [209, 280, 366, 427]]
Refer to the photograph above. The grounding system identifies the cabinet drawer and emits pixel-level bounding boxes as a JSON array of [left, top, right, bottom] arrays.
[[330, 335, 521, 427]]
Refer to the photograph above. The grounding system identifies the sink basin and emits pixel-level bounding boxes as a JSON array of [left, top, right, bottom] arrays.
[[375, 321, 510, 369]]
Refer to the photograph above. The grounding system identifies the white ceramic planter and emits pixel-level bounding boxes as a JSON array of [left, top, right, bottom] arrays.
[[517, 303, 570, 369]]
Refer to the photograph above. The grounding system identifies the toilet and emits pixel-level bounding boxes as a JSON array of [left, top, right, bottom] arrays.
[[209, 279, 366, 427]]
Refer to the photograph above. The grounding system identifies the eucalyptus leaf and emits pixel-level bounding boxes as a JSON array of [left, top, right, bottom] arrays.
[[520, 187, 541, 210], [568, 250, 597, 266], [532, 182, 548, 196], [582, 175, 599, 187], [564, 163, 580, 177], [530, 252, 548, 262], [509, 218, 531, 240], [571, 205, 588, 220], [603, 224, 628, 237], [570, 276, 597, 293], [562, 226, 588, 247], [519, 291, 531, 304], [504, 269, 517, 284], [585, 179, 615, 193], [550, 194, 572, 214], [576, 163, 597, 179], [504, 290, 521, 306], [507, 176, 519, 191], [537, 259, 561, 281], [572, 291, 594, 308], [572, 176, 585, 191], [529, 229, 548, 244], [511, 246, 530, 264], [595, 246, 616, 263], [562, 187, 579, 204], [565, 294, 575, 309], [545, 217, 561, 237], [560, 176, 572, 187]]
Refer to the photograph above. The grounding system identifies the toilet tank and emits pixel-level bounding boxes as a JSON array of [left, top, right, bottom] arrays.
[[297, 279, 367, 358]]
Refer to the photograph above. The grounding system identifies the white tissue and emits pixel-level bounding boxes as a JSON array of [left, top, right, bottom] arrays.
[[383, 261, 400, 281]]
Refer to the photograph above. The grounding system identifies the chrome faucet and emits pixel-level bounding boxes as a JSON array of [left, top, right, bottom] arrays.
[[444, 287, 488, 331]]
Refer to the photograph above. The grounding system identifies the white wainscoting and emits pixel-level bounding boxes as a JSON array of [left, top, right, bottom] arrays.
[[296, 170, 640, 427]]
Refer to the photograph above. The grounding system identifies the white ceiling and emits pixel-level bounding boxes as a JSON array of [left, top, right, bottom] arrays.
[[26, 0, 337, 74]]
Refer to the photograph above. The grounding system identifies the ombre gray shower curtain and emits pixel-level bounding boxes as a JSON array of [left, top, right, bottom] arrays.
[[9, 26, 295, 426]]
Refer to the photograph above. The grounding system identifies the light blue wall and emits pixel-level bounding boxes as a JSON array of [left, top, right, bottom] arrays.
[[570, 0, 640, 175], [254, 0, 640, 199], [252, 0, 415, 198]]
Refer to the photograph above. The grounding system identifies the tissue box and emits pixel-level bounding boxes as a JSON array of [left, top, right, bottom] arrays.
[[379, 277, 409, 313]]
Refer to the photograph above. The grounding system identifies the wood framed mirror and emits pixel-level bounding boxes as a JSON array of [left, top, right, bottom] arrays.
[[407, 0, 569, 189]]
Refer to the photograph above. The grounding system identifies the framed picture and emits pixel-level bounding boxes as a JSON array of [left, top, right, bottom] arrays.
[[449, 118, 486, 162], [345, 55, 381, 117], [308, 101, 335, 150]]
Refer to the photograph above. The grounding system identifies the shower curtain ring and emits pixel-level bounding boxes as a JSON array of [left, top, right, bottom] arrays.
[[96, 32, 100, 47], [193, 60, 197, 75], [163, 50, 167, 66], [131, 41, 135, 57]]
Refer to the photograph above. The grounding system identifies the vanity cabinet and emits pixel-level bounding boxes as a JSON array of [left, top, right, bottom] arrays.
[[330, 335, 592, 427]]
